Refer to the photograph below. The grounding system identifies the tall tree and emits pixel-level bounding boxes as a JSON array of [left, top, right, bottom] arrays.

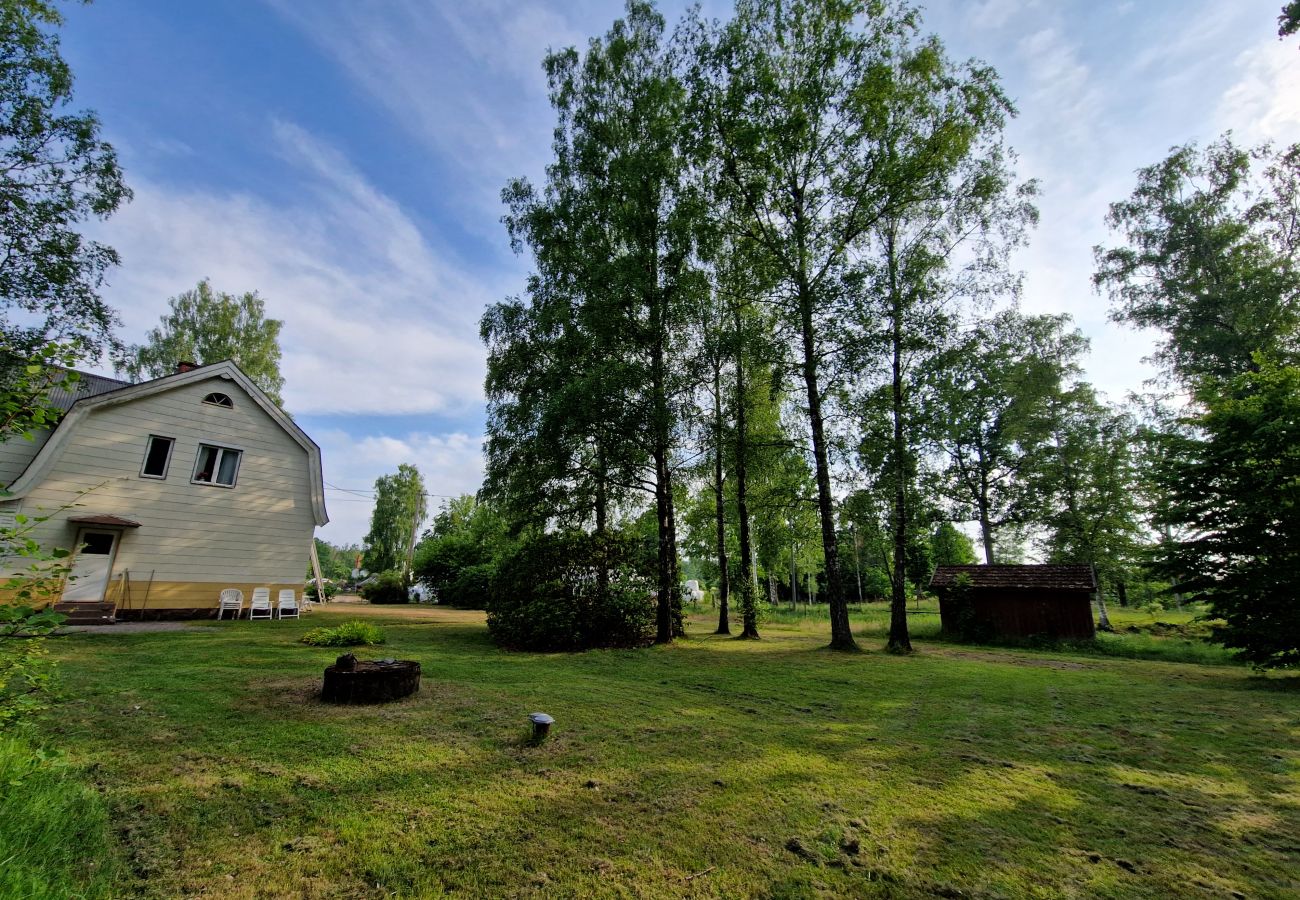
[[488, 2, 702, 643], [1095, 137, 1300, 387], [702, 0, 910, 651], [925, 311, 1085, 563], [118, 279, 286, 405], [0, 0, 130, 360], [363, 464, 427, 580], [1149, 359, 1300, 667], [1039, 387, 1146, 604], [850, 25, 1035, 651]]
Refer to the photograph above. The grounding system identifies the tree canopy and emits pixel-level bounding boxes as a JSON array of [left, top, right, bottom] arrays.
[[118, 279, 286, 405], [0, 0, 130, 360], [362, 464, 427, 581]]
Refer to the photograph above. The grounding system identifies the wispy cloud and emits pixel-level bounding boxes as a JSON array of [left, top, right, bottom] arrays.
[[313, 428, 485, 545], [263, 0, 583, 221], [97, 121, 494, 418], [1216, 38, 1300, 144]]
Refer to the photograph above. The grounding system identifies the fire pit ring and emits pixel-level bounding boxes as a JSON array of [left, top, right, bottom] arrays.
[[321, 654, 421, 704]]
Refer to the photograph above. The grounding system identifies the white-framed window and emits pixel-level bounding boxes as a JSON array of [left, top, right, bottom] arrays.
[[202, 392, 234, 409], [191, 443, 242, 487], [140, 435, 175, 479]]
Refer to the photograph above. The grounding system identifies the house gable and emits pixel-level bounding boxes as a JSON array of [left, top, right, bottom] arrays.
[[5, 361, 327, 527]]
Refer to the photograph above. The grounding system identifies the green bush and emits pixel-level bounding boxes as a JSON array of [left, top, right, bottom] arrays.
[[0, 737, 116, 899], [300, 620, 386, 647], [487, 530, 655, 651], [0, 605, 66, 730], [360, 571, 408, 604], [305, 581, 338, 601]]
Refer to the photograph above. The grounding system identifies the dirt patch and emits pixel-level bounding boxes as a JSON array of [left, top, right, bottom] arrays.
[[60, 622, 212, 634]]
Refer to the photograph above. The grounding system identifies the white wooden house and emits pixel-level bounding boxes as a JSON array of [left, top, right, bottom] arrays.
[[0, 360, 327, 620]]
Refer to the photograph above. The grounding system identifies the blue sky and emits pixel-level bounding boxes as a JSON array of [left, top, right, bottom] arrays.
[[58, 1, 1300, 544]]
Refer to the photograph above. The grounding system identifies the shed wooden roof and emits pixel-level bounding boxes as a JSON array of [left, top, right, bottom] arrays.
[[929, 565, 1096, 592]]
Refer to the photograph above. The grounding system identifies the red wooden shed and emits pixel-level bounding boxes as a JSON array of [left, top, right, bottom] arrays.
[[930, 565, 1097, 641]]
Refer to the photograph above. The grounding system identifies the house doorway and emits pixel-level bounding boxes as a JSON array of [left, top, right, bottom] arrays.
[[61, 530, 119, 603]]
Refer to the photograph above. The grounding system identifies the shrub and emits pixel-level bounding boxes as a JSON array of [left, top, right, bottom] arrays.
[[305, 581, 338, 601], [0, 605, 66, 731], [300, 621, 386, 647], [487, 531, 655, 652], [360, 571, 408, 604]]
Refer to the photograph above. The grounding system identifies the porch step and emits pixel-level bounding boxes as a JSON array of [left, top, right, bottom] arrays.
[[54, 602, 116, 626]]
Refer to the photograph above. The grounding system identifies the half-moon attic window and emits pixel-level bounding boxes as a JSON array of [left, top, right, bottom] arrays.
[[202, 392, 234, 408]]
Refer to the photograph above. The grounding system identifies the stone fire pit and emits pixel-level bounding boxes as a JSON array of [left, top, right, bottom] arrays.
[[321, 653, 421, 704]]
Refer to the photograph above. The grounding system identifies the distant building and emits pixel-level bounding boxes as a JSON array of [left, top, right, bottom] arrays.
[[0, 360, 327, 620], [929, 564, 1097, 641]]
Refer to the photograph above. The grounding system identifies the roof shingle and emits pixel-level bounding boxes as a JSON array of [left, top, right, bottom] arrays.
[[929, 564, 1096, 592]]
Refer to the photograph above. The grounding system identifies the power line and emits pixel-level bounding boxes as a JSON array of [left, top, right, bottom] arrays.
[[323, 481, 466, 500]]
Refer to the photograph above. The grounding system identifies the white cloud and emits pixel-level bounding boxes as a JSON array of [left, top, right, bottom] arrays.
[[97, 122, 497, 417], [314, 428, 485, 545], [1216, 38, 1300, 144], [966, 0, 1035, 32], [263, 0, 582, 223]]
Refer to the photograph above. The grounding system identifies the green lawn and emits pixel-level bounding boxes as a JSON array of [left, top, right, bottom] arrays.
[[33, 603, 1300, 898]]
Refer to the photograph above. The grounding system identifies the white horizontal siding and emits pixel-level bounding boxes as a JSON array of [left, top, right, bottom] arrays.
[[7, 376, 315, 587], [0, 429, 51, 487]]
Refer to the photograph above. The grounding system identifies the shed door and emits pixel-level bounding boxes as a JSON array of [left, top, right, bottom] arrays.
[[61, 530, 118, 603]]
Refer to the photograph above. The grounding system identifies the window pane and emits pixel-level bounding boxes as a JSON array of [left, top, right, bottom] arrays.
[[194, 446, 219, 482], [80, 532, 114, 555], [142, 436, 172, 477], [216, 449, 241, 486]]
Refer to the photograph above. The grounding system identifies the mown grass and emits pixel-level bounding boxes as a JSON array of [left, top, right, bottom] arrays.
[[35, 603, 1300, 898], [0, 734, 118, 899], [744, 598, 1240, 666]]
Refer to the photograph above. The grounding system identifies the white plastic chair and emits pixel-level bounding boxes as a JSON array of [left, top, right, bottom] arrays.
[[277, 589, 300, 620], [217, 589, 244, 620], [249, 587, 273, 620]]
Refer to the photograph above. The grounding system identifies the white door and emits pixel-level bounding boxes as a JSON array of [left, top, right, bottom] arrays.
[[61, 530, 118, 603]]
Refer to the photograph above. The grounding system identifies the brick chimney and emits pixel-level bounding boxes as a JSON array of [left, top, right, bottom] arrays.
[[176, 361, 197, 373]]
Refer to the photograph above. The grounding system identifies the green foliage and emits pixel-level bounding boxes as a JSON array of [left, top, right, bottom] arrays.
[[487, 531, 655, 651], [0, 0, 130, 358], [0, 736, 115, 899], [363, 464, 426, 578], [860, 567, 892, 602], [0, 338, 83, 440], [487, 2, 698, 644], [1039, 387, 1146, 598], [0, 634, 57, 729], [117, 279, 285, 404], [1150, 359, 1300, 667], [412, 495, 514, 609], [304, 581, 337, 601], [1095, 136, 1300, 387], [0, 514, 69, 732], [930, 523, 977, 567], [300, 620, 386, 648], [924, 311, 1087, 563], [310, 538, 359, 582], [1280, 2, 1300, 40], [359, 571, 408, 605]]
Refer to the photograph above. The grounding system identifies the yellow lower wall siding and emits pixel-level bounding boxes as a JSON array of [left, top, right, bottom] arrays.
[[108, 580, 305, 613]]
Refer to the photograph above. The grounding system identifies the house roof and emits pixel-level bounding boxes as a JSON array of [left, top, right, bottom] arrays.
[[929, 565, 1097, 592], [6, 360, 328, 527], [47, 369, 131, 412]]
